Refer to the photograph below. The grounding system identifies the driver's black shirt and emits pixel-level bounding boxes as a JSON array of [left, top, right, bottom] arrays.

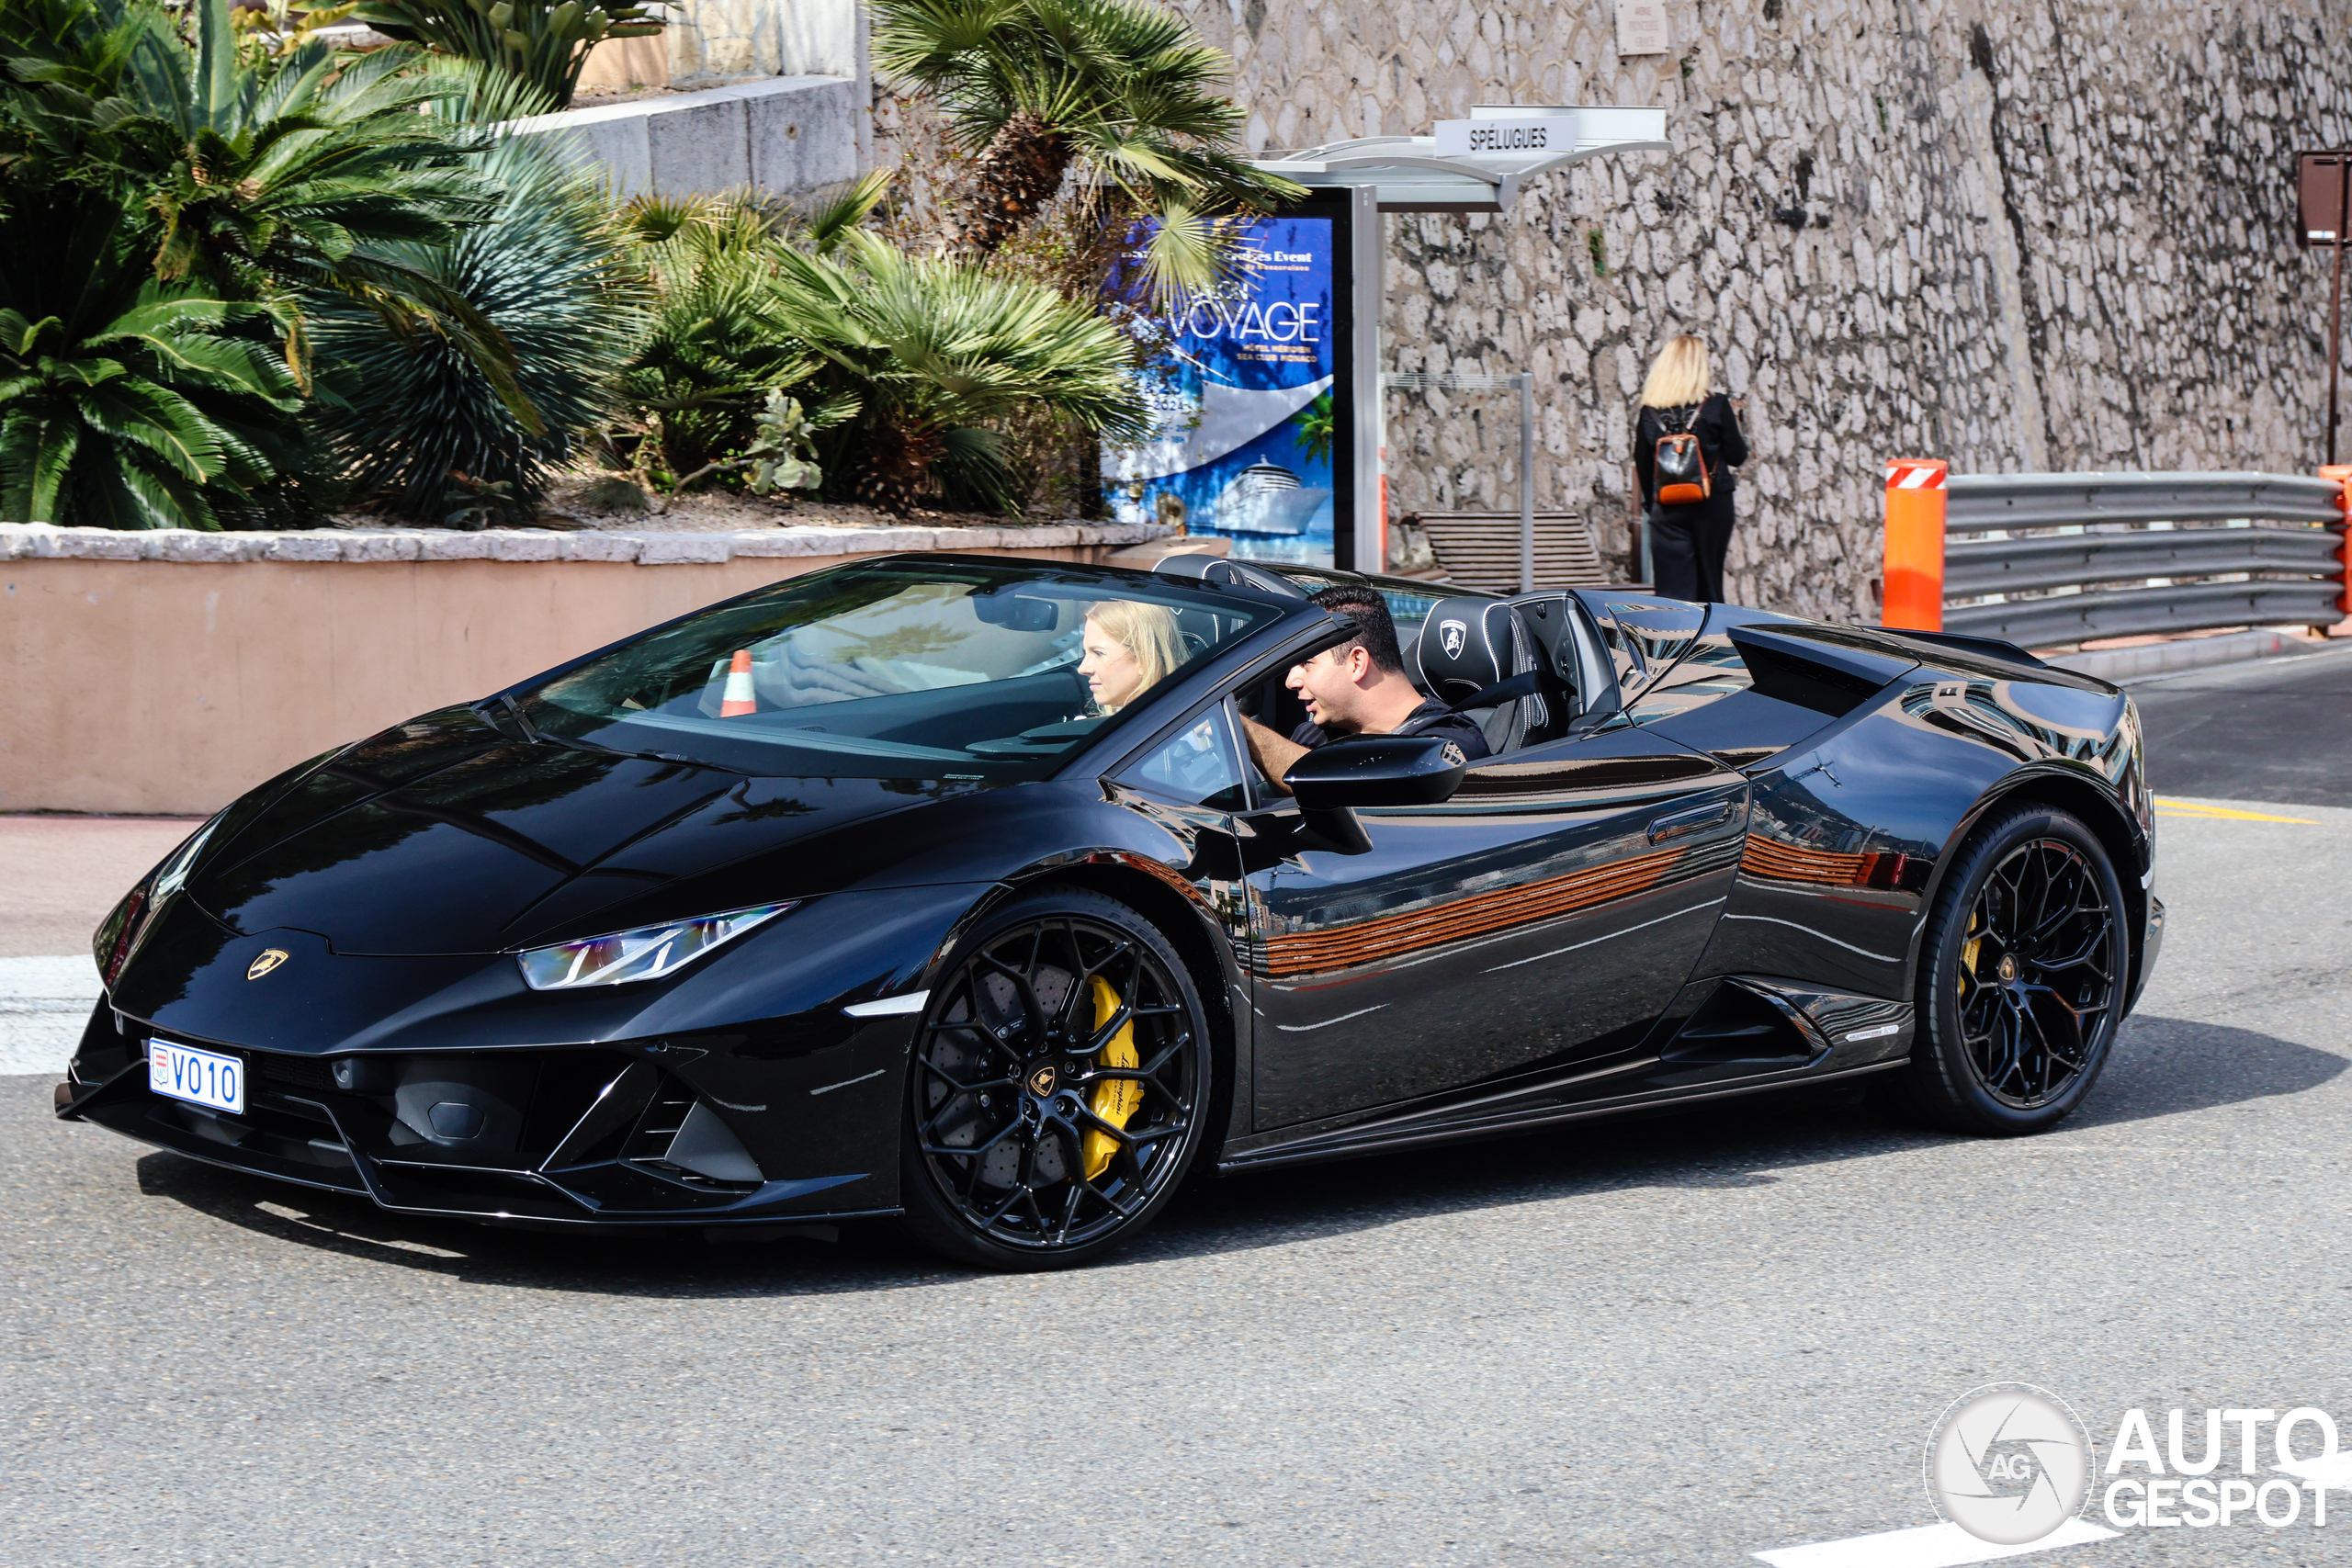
[[1290, 697, 1491, 761]]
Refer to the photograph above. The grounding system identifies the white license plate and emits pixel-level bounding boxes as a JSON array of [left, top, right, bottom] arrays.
[[149, 1040, 244, 1115]]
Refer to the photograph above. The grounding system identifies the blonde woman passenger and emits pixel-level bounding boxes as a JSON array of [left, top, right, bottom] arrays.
[[1632, 333, 1749, 602], [1078, 600, 1187, 714]]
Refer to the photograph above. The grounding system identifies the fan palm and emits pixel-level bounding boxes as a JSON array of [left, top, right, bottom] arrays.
[[869, 0, 1300, 299], [0, 208, 311, 530], [772, 231, 1148, 512], [602, 178, 885, 485]]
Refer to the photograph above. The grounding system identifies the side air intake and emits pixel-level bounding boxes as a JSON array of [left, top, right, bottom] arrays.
[[621, 1076, 765, 1189], [1659, 981, 1819, 1065]]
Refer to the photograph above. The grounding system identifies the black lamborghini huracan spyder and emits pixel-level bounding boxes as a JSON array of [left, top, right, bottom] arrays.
[[60, 553, 2162, 1267]]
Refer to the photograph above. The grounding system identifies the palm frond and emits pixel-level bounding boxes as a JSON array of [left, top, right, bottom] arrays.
[[795, 170, 897, 254], [871, 0, 1303, 288], [306, 112, 628, 524]]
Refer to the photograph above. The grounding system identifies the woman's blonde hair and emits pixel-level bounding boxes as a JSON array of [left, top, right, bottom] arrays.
[[1085, 600, 1187, 709], [1639, 334, 1711, 409]]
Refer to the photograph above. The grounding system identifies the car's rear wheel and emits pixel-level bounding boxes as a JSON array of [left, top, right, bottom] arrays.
[[899, 888, 1213, 1269], [1875, 803, 2129, 1135]]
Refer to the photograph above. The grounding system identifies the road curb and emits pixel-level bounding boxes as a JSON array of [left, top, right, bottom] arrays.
[[2044, 627, 2337, 683]]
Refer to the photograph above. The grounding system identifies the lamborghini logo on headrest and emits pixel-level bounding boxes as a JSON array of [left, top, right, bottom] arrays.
[[246, 948, 289, 980], [1439, 618, 1468, 659]]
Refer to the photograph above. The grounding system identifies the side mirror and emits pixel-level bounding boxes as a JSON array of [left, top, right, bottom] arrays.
[[1283, 734, 1469, 809]]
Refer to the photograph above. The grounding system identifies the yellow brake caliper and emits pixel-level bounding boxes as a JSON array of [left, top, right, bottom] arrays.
[[1082, 975, 1144, 1180], [1962, 912, 1983, 998]]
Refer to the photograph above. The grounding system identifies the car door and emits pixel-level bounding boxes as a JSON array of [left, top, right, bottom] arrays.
[[1240, 626, 1750, 1132]]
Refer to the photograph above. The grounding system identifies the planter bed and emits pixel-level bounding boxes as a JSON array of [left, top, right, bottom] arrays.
[[0, 519, 1168, 815]]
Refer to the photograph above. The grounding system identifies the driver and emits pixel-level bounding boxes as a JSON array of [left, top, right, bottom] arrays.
[[1239, 586, 1489, 792]]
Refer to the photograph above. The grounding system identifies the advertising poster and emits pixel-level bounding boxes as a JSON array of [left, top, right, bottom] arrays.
[[1103, 216, 1338, 568]]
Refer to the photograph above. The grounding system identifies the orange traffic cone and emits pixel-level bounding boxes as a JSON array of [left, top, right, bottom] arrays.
[[719, 649, 757, 716]]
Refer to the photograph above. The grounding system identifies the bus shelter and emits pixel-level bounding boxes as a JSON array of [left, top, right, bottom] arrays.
[[1103, 106, 1669, 579]]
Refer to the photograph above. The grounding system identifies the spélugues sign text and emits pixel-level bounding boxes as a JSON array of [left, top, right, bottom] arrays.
[[1431, 113, 1575, 157]]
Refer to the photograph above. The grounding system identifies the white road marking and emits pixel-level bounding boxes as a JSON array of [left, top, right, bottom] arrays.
[[0, 954, 103, 1076], [1273, 1004, 1387, 1033], [1754, 1517, 2119, 1568], [2278, 1450, 2352, 1488]]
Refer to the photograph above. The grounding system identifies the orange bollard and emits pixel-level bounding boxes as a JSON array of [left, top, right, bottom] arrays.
[[718, 649, 757, 716], [1883, 457, 1949, 631], [2322, 465, 2352, 615]]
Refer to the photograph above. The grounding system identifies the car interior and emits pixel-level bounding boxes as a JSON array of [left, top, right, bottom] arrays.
[[531, 570, 1290, 774], [1204, 563, 1621, 777]]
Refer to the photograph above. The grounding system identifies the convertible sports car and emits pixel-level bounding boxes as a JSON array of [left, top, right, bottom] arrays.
[[58, 553, 2162, 1267]]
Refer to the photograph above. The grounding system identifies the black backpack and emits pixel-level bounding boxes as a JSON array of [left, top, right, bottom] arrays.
[[1653, 403, 1711, 506]]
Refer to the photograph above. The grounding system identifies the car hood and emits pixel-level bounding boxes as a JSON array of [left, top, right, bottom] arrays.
[[189, 711, 942, 955]]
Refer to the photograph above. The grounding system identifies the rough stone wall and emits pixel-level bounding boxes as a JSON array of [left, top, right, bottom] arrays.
[[665, 0, 862, 88], [1165, 0, 2352, 619]]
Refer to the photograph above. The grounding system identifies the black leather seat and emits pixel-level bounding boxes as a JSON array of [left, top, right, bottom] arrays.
[[1409, 597, 1562, 754]]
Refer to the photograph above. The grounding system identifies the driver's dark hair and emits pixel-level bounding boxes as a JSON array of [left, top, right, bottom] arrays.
[[1309, 585, 1405, 673]]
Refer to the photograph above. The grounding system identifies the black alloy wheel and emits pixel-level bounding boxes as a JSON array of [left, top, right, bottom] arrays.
[[1875, 803, 2130, 1134], [898, 887, 1213, 1269]]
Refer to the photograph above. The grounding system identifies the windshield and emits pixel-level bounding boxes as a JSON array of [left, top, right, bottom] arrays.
[[517, 559, 1285, 779]]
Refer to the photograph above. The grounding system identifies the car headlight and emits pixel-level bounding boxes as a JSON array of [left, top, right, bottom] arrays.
[[514, 902, 796, 990]]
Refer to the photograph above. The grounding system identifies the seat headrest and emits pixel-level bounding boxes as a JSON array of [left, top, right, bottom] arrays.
[[1150, 554, 1308, 601], [1415, 598, 1519, 705]]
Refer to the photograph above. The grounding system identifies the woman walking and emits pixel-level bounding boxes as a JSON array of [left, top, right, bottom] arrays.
[[1632, 334, 1748, 602]]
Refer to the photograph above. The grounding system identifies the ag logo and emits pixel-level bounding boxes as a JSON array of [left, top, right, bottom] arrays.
[[245, 948, 290, 980], [1438, 618, 1469, 660], [1925, 1383, 2094, 1545]]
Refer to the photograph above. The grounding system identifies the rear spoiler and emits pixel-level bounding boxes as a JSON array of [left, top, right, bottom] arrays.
[[1872, 626, 2049, 668]]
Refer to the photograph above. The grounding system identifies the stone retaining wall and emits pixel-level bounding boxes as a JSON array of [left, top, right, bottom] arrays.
[[1170, 0, 2352, 618], [512, 73, 863, 199], [0, 522, 1164, 816]]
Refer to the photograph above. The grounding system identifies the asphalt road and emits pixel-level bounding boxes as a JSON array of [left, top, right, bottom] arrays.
[[6, 655, 2352, 1568], [2132, 639, 2352, 808]]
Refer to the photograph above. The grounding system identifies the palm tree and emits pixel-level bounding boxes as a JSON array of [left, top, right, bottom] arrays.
[[870, 0, 1300, 299], [346, 0, 667, 111], [1, 0, 531, 422], [0, 208, 311, 529], [601, 181, 883, 492], [771, 231, 1149, 513], [1292, 390, 1335, 466], [306, 65, 633, 525]]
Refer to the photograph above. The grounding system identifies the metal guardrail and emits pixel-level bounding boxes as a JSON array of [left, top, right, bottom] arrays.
[[1939, 472, 2348, 646], [1944, 472, 2344, 532]]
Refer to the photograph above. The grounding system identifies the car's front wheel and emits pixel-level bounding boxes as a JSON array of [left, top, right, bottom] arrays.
[[898, 887, 1214, 1269], [1876, 802, 2130, 1134]]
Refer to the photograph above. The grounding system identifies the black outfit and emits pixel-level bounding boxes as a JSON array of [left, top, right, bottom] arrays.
[[1291, 696, 1492, 761], [1632, 393, 1748, 602]]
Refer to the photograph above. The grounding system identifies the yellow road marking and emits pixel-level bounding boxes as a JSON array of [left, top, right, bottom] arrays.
[[2154, 797, 2321, 824]]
